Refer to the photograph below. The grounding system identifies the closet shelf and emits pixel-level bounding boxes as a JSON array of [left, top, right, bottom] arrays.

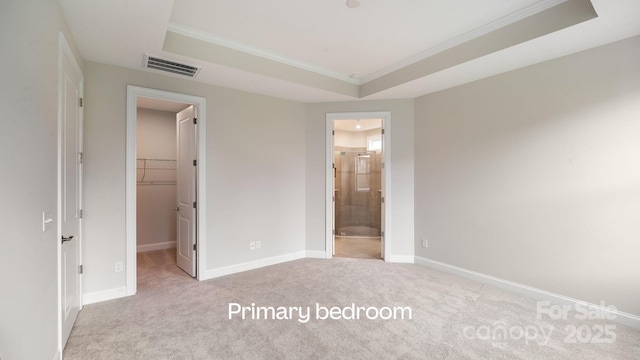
[[137, 158, 177, 185]]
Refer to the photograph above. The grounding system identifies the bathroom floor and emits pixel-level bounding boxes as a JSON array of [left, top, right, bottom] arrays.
[[334, 236, 382, 260]]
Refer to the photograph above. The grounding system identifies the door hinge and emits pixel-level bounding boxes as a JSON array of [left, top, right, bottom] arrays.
[[332, 196, 335, 202], [79, 97, 83, 108], [193, 201, 197, 208], [381, 197, 385, 203], [382, 162, 385, 169], [193, 159, 197, 166], [332, 130, 335, 136], [78, 152, 83, 164], [332, 229, 335, 235], [193, 244, 197, 251], [79, 265, 84, 274], [381, 128, 385, 135], [79, 209, 83, 219], [381, 231, 385, 238], [193, 118, 197, 125]]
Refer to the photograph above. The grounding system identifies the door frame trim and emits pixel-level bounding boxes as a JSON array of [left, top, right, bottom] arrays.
[[325, 111, 391, 260], [57, 31, 84, 353], [125, 86, 207, 295]]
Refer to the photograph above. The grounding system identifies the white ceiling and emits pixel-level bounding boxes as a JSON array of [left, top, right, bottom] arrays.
[[137, 97, 190, 113], [334, 119, 382, 132], [59, 0, 640, 103]]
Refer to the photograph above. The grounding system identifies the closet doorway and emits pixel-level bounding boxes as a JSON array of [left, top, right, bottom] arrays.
[[136, 98, 194, 279], [125, 86, 207, 296], [326, 112, 391, 260]]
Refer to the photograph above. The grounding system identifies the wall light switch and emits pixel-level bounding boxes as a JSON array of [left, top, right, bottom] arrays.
[[421, 239, 429, 248], [255, 241, 261, 249], [42, 212, 54, 232]]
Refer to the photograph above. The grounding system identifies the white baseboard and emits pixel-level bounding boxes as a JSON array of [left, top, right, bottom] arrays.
[[83, 286, 128, 305], [52, 349, 61, 360], [137, 241, 176, 253], [202, 251, 307, 280], [387, 255, 415, 264], [305, 250, 326, 259], [414, 256, 640, 329]]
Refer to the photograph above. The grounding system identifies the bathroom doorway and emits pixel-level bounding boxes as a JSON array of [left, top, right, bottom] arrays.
[[326, 112, 390, 260]]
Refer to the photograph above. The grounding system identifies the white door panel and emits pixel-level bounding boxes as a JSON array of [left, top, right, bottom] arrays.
[[60, 42, 82, 347], [176, 106, 197, 277]]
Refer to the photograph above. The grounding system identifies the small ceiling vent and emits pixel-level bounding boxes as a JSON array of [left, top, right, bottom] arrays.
[[144, 54, 200, 78]]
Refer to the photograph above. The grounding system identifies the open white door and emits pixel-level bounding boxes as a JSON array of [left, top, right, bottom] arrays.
[[59, 34, 83, 347], [176, 105, 197, 277]]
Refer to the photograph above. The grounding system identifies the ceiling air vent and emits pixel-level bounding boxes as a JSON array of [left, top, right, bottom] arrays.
[[144, 55, 200, 78]]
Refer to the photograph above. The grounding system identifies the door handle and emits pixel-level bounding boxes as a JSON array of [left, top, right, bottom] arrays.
[[61, 235, 74, 244], [175, 207, 179, 212]]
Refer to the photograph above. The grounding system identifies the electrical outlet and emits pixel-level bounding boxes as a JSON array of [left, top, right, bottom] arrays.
[[115, 261, 123, 273], [421, 239, 429, 248], [249, 241, 256, 250], [255, 240, 262, 249]]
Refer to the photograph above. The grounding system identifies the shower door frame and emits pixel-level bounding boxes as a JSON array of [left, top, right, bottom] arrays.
[[325, 112, 391, 260]]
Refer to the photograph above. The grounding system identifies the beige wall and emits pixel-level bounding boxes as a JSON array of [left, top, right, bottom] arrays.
[[137, 108, 178, 160], [0, 1, 82, 359], [334, 128, 381, 148], [334, 130, 363, 148], [83, 61, 306, 295], [414, 36, 640, 316], [305, 100, 415, 260], [136, 109, 178, 249]]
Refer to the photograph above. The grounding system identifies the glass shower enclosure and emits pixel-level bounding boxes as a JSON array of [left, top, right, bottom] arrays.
[[334, 149, 382, 237]]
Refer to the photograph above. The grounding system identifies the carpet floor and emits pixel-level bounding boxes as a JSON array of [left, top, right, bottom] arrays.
[[63, 250, 640, 359]]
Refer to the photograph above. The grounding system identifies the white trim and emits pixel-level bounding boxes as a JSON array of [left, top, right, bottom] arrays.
[[326, 112, 391, 260], [137, 241, 176, 253], [415, 256, 640, 330], [325, 116, 334, 259], [361, 0, 568, 83], [305, 250, 327, 259], [382, 115, 391, 261], [167, 23, 360, 85], [126, 86, 208, 297], [51, 349, 62, 360], [202, 252, 307, 280], [387, 255, 414, 264], [82, 287, 128, 305]]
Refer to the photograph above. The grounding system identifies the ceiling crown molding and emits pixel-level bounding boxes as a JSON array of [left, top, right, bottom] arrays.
[[360, 0, 569, 83], [166, 0, 570, 89], [166, 23, 361, 85]]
